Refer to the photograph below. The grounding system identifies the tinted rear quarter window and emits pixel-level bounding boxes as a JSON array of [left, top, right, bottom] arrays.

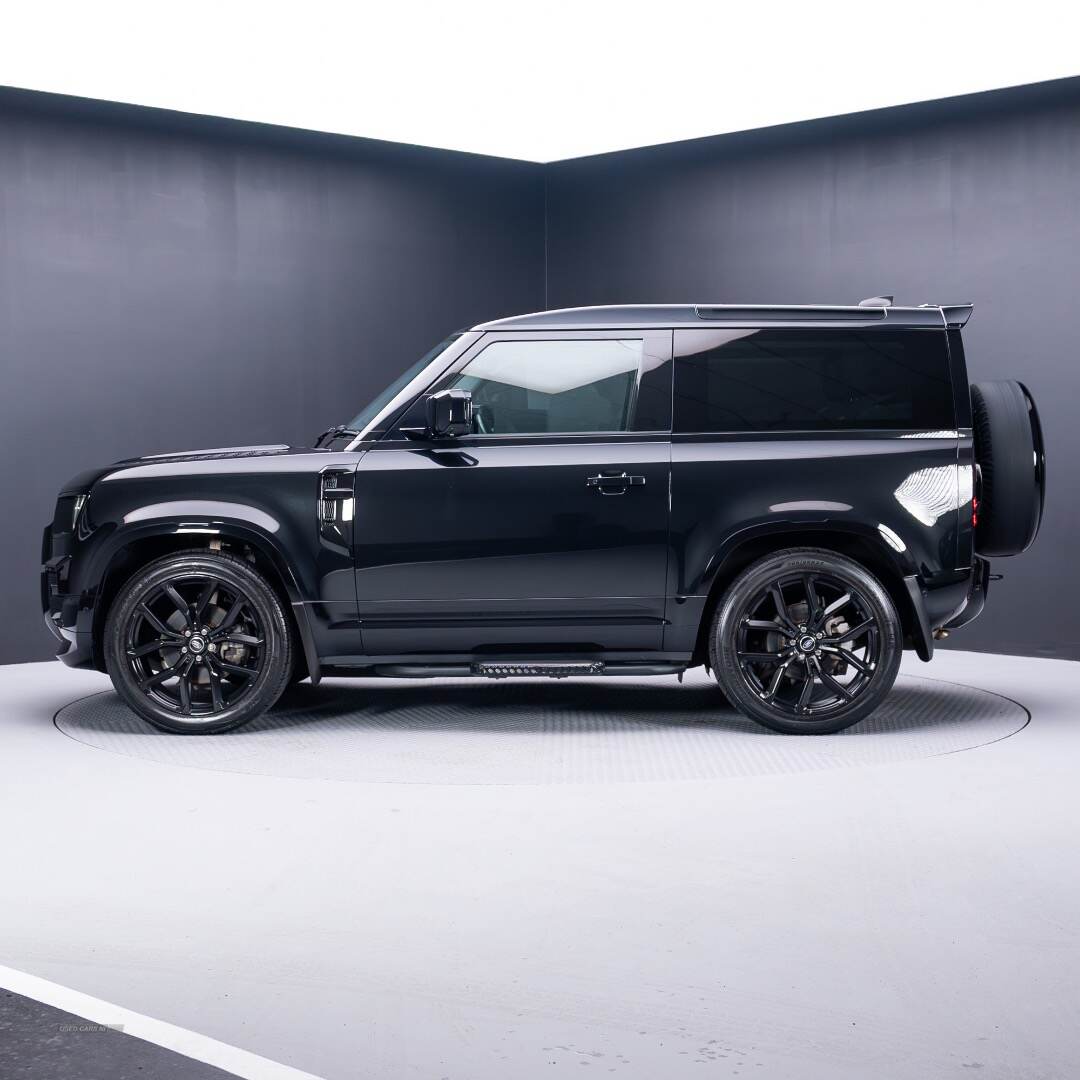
[[674, 329, 955, 433]]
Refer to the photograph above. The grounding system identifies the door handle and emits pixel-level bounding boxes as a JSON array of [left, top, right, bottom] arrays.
[[586, 472, 646, 494]]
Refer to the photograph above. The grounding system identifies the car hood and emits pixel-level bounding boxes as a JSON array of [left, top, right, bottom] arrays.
[[57, 445, 327, 494], [118, 443, 298, 464]]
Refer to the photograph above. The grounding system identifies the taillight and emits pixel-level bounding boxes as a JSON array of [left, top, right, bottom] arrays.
[[972, 495, 979, 528]]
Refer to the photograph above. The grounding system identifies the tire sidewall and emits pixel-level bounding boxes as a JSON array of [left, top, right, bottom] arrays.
[[710, 549, 902, 735], [971, 380, 1041, 557], [104, 552, 291, 734]]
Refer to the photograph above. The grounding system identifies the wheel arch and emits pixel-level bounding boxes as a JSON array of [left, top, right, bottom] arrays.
[[689, 522, 922, 669], [89, 521, 320, 683]]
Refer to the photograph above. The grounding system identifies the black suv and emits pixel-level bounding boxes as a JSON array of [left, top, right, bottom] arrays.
[[42, 301, 1045, 735]]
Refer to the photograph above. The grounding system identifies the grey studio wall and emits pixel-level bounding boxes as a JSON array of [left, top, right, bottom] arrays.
[[546, 80, 1080, 661], [0, 88, 544, 664], [3, 79, 1078, 665]]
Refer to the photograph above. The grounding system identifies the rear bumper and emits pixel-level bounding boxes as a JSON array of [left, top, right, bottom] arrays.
[[905, 557, 991, 661], [943, 556, 991, 631]]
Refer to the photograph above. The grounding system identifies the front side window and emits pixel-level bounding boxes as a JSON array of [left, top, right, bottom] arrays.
[[674, 329, 955, 433], [444, 337, 666, 434]]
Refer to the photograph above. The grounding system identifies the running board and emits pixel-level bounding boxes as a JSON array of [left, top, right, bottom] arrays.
[[474, 661, 603, 679], [370, 661, 686, 680]]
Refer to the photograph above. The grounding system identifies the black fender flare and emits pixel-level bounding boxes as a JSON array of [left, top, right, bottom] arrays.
[[697, 517, 921, 587], [694, 517, 930, 660], [88, 514, 322, 685]]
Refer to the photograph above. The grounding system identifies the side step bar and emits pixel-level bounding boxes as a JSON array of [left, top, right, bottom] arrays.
[[475, 661, 603, 679], [371, 661, 686, 679]]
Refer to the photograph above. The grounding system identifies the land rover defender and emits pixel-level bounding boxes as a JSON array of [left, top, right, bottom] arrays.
[[42, 300, 1045, 734]]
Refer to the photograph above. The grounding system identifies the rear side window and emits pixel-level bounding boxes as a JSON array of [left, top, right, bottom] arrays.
[[674, 329, 954, 433]]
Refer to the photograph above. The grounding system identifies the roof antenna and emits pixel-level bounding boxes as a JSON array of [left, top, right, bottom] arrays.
[[858, 295, 894, 307]]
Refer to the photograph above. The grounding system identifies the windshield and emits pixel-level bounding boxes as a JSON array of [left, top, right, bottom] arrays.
[[345, 334, 461, 435]]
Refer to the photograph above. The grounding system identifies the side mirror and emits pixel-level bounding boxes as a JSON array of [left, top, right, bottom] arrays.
[[426, 388, 473, 438]]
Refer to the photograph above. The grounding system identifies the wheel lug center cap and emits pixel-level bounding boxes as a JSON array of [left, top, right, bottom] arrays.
[[188, 635, 206, 654], [797, 634, 817, 653]]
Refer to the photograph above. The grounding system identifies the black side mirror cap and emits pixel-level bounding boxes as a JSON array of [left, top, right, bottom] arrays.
[[426, 388, 473, 439]]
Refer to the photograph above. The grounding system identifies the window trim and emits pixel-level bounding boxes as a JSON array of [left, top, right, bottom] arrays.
[[673, 428, 961, 438]]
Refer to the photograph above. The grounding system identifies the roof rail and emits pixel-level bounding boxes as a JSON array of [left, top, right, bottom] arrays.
[[695, 305, 885, 323]]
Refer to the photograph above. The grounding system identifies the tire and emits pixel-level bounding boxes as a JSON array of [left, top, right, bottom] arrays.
[[971, 381, 1045, 557], [104, 550, 293, 734], [709, 548, 903, 735]]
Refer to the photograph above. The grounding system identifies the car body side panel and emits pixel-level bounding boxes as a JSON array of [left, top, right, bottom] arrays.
[[664, 431, 967, 653], [352, 435, 671, 654]]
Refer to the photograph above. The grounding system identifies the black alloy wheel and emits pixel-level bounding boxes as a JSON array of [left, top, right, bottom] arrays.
[[105, 550, 293, 733], [710, 549, 902, 734]]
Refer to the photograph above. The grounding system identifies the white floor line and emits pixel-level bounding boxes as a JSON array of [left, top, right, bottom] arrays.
[[0, 963, 325, 1080]]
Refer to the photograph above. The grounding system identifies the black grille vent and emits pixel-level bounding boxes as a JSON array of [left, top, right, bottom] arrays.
[[319, 468, 354, 538]]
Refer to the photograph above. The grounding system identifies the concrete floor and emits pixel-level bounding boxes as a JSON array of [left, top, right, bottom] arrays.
[[0, 652, 1077, 1079]]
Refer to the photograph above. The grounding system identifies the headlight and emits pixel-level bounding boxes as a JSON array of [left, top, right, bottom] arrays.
[[52, 494, 89, 536], [71, 494, 87, 531]]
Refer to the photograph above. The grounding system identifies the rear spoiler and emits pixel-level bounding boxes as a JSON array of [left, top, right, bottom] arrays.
[[862, 298, 974, 327], [940, 304, 974, 328]]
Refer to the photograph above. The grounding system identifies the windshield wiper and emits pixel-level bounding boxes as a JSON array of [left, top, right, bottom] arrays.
[[314, 425, 361, 448]]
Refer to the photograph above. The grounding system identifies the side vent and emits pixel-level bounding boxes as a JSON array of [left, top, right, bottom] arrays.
[[319, 467, 355, 546]]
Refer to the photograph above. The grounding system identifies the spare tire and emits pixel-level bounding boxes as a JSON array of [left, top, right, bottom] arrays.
[[971, 381, 1045, 556]]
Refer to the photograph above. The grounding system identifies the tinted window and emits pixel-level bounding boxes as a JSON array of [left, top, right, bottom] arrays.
[[674, 329, 954, 433], [446, 337, 670, 434]]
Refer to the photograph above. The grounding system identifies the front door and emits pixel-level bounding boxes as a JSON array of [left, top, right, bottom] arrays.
[[353, 330, 673, 656]]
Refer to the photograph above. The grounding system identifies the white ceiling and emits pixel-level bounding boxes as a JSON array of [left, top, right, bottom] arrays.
[[3, 0, 1078, 163]]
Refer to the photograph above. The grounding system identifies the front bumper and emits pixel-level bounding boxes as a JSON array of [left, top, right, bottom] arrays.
[[41, 524, 95, 668], [42, 611, 95, 668]]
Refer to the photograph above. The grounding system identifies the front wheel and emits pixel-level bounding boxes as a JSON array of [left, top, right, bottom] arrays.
[[104, 550, 293, 734], [710, 549, 902, 734]]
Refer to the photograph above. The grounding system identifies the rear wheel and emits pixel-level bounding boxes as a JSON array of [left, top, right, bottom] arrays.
[[709, 549, 902, 734], [104, 550, 292, 733]]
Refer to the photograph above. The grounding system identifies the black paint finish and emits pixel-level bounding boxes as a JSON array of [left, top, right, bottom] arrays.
[[42, 309, 983, 686], [353, 435, 672, 655], [0, 88, 544, 663], [546, 79, 1080, 660]]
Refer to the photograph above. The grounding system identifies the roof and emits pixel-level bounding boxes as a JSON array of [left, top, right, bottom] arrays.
[[472, 303, 974, 331]]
